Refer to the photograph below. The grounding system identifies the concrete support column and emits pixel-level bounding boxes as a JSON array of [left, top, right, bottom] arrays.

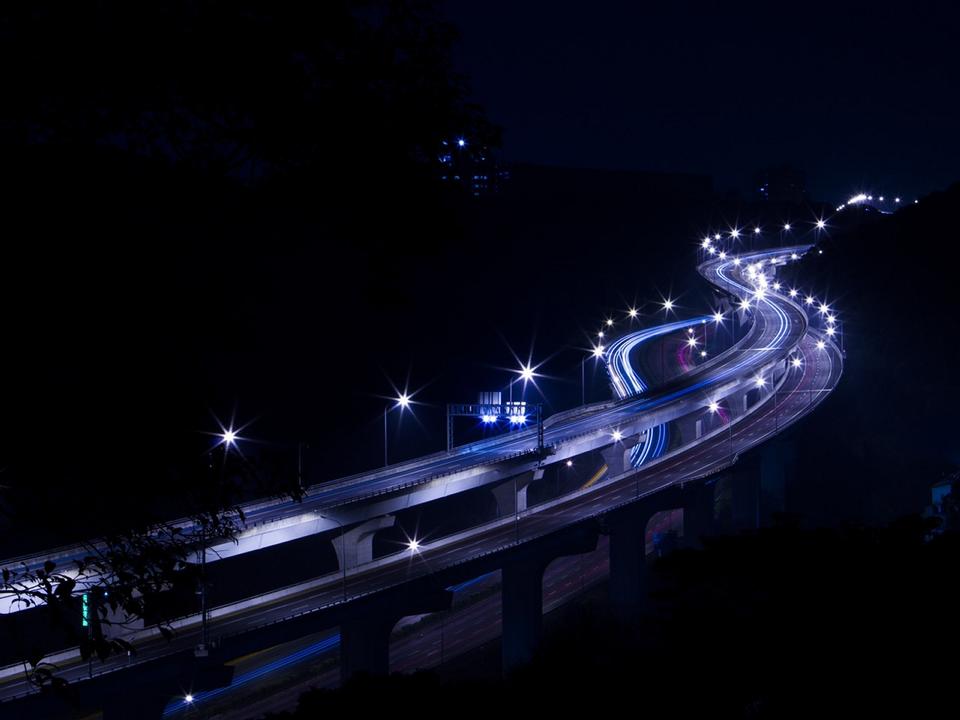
[[681, 482, 716, 549], [499, 524, 599, 674], [339, 582, 452, 683], [600, 435, 639, 476], [332, 515, 395, 570], [607, 511, 652, 622], [339, 615, 394, 680], [492, 472, 533, 517], [760, 438, 792, 521], [501, 558, 545, 672]]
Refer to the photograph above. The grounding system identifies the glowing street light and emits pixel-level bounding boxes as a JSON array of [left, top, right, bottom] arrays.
[[732, 257, 741, 266], [816, 339, 826, 350], [783, 223, 791, 231], [687, 336, 698, 348], [826, 326, 836, 337], [713, 311, 725, 323], [805, 296, 815, 306], [220, 429, 237, 447], [739, 299, 751, 312], [397, 393, 411, 409], [708, 400, 720, 413], [702, 238, 712, 249], [606, 318, 614, 327], [611, 429, 623, 442], [628, 307, 638, 319], [566, 459, 573, 467], [407, 538, 421, 553], [730, 228, 740, 239], [593, 344, 605, 358], [185, 694, 194, 704], [754, 375, 766, 388], [518, 364, 535, 383], [772, 281, 781, 291], [719, 251, 727, 260], [754, 227, 761, 235], [816, 219, 826, 230], [789, 288, 798, 298], [818, 303, 830, 314], [714, 233, 721, 241], [791, 252, 799, 260], [598, 331, 605, 338], [662, 298, 674, 313], [791, 356, 802, 368]]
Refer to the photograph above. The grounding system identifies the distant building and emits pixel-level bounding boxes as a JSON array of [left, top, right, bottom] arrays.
[[437, 137, 509, 197], [754, 165, 806, 205], [923, 472, 958, 538]]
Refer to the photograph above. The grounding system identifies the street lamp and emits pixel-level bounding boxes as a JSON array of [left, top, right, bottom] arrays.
[[384, 393, 411, 467], [583, 344, 605, 405]]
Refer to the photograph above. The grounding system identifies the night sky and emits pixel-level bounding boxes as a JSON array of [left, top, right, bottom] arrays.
[[444, 1, 960, 201]]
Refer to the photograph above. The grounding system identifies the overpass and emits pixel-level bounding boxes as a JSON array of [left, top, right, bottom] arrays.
[[0, 243, 843, 716]]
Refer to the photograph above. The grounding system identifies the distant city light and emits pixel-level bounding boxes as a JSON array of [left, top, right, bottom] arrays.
[[772, 281, 781, 291], [606, 318, 614, 326], [754, 227, 761, 234], [566, 460, 573, 467], [185, 695, 194, 704], [826, 314, 836, 324], [593, 344, 605, 358], [783, 223, 791, 231], [791, 253, 799, 260], [719, 251, 727, 260], [700, 350, 707, 358], [628, 307, 638, 318], [730, 228, 740, 239], [702, 238, 712, 249], [611, 429, 623, 441], [733, 257, 741, 266], [755, 375, 766, 388], [687, 337, 698, 348], [708, 400, 720, 413], [457, 138, 466, 147], [221, 429, 237, 447], [895, 197, 901, 203], [713, 311, 724, 323], [598, 331, 605, 338], [662, 298, 674, 312], [688, 327, 694, 334], [848, 193, 868, 204], [509, 414, 527, 425], [739, 299, 751, 311], [816, 339, 826, 350], [791, 356, 802, 368], [519, 364, 535, 383], [826, 326, 836, 337], [481, 414, 498, 424], [819, 303, 830, 314], [805, 296, 815, 306], [408, 538, 420, 552], [397, 393, 411, 409], [789, 289, 798, 298], [714, 233, 721, 240], [816, 219, 826, 230]]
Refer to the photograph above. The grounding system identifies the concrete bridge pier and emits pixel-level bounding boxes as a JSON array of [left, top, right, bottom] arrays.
[[681, 481, 717, 549], [340, 582, 452, 682], [492, 468, 540, 517], [500, 524, 599, 673], [332, 515, 395, 570], [605, 493, 679, 622], [600, 434, 641, 476]]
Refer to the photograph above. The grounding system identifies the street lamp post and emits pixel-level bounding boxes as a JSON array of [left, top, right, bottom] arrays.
[[383, 394, 411, 467]]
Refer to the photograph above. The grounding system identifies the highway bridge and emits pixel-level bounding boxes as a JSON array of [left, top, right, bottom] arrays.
[[0, 243, 843, 717]]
